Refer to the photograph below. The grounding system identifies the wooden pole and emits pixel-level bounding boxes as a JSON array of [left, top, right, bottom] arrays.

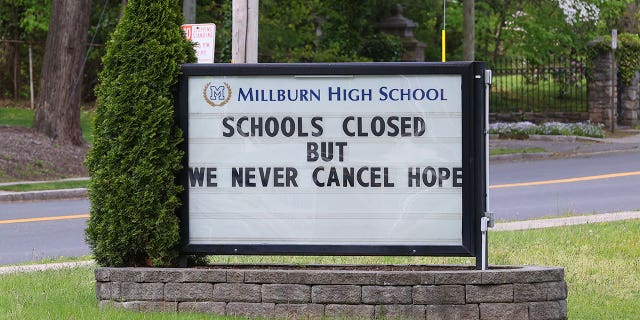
[[183, 0, 196, 24], [232, 0, 247, 63], [232, 0, 258, 63], [246, 0, 258, 63], [462, 0, 475, 61]]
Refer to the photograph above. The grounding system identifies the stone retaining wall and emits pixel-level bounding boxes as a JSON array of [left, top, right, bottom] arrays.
[[96, 265, 567, 319]]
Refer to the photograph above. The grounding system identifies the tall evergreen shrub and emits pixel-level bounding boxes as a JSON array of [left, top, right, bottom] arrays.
[[85, 0, 195, 267]]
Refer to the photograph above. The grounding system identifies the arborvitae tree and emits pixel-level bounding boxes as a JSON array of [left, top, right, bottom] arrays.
[[85, 0, 195, 267]]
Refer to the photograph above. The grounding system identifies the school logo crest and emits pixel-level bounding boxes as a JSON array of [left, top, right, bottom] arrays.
[[203, 82, 232, 107]]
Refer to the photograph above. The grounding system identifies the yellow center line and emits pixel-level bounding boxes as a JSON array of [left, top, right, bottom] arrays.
[[0, 214, 89, 225], [490, 171, 640, 189]]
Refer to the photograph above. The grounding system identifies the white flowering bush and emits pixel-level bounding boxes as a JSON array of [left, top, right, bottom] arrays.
[[489, 121, 605, 138]]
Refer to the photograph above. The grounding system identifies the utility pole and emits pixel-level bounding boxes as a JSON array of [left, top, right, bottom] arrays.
[[183, 0, 196, 24], [232, 0, 258, 63], [463, 0, 475, 61]]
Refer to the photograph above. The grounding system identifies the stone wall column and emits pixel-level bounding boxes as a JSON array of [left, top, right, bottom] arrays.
[[588, 45, 617, 126], [619, 71, 639, 126]]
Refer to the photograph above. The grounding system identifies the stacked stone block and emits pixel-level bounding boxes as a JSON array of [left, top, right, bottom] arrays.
[[96, 265, 567, 319], [587, 48, 617, 126], [619, 71, 640, 126]]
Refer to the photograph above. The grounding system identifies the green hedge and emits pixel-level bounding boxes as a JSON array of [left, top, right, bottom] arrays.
[[85, 0, 195, 267]]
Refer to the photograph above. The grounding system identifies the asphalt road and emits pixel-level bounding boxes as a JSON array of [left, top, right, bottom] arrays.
[[1, 151, 639, 264], [490, 151, 640, 220], [0, 199, 90, 265]]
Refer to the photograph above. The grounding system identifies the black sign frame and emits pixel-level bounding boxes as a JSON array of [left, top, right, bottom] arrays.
[[176, 62, 486, 260]]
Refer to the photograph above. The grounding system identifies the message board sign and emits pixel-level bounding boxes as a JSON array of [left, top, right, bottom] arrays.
[[177, 62, 486, 257]]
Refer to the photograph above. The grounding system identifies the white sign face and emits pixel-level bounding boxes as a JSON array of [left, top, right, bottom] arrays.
[[182, 23, 216, 63], [185, 73, 464, 247]]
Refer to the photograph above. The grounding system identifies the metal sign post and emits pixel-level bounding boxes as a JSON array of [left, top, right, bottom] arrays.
[[442, 0, 446, 62], [480, 69, 493, 271]]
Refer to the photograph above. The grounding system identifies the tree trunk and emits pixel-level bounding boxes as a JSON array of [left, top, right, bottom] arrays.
[[11, 4, 21, 100], [492, 0, 510, 63], [619, 2, 639, 34], [33, 0, 91, 146]]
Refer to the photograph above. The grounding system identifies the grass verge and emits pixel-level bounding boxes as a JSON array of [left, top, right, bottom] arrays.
[[0, 220, 638, 319], [490, 147, 546, 156], [0, 180, 88, 192]]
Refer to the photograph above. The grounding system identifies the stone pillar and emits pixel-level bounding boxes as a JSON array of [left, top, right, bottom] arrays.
[[587, 40, 617, 127], [619, 71, 639, 126], [378, 4, 426, 62]]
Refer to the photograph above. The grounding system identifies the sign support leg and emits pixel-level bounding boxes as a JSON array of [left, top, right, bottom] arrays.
[[478, 69, 493, 271]]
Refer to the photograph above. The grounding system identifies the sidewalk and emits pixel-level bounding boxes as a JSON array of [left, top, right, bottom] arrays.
[[0, 260, 95, 275], [490, 129, 640, 161], [1, 131, 639, 202], [493, 211, 640, 231]]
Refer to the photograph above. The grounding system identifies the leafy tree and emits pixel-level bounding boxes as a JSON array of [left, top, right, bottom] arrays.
[[85, 0, 195, 267], [83, 1, 126, 102], [257, 0, 405, 62], [196, 0, 232, 62], [0, 0, 120, 114], [0, 0, 50, 99], [472, 0, 605, 63], [597, 0, 639, 33], [257, 0, 319, 62]]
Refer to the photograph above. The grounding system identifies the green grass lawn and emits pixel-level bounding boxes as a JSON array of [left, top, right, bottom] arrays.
[[0, 179, 88, 192], [0, 106, 95, 145], [491, 74, 587, 113], [0, 220, 638, 319]]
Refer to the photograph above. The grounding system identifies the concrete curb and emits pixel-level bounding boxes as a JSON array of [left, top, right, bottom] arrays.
[[0, 188, 87, 202], [489, 147, 640, 162], [490, 152, 555, 162]]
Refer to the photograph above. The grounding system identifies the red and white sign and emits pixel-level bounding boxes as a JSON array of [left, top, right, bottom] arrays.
[[182, 23, 216, 63]]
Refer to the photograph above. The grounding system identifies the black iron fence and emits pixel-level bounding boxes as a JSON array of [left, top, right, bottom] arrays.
[[487, 57, 588, 113]]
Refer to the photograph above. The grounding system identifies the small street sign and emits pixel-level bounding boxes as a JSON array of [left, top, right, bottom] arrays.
[[182, 23, 216, 63]]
